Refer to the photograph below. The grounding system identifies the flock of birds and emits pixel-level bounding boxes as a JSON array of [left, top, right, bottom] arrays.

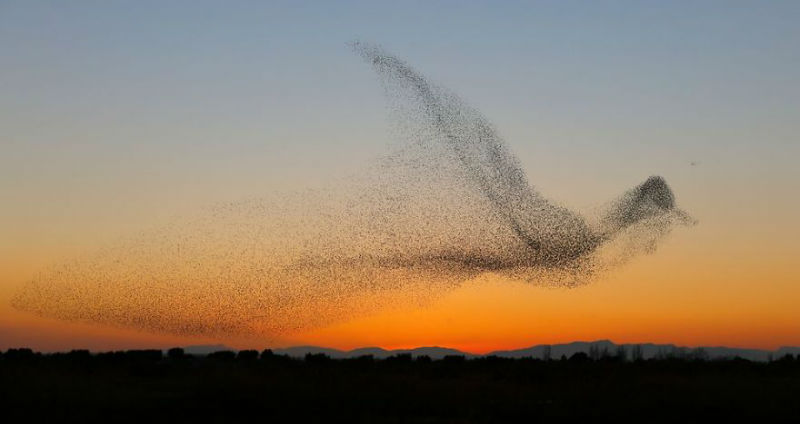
[[13, 43, 693, 338]]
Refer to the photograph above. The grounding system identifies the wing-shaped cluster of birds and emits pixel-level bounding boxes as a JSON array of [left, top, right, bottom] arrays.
[[13, 43, 694, 338]]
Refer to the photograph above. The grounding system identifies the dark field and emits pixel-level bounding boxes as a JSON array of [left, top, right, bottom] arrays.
[[3, 348, 799, 422]]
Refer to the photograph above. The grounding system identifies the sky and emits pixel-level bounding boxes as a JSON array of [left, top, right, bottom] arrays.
[[1, 0, 799, 352]]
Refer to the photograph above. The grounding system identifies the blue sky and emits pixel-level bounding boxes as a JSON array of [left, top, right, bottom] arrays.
[[2, 0, 799, 244]]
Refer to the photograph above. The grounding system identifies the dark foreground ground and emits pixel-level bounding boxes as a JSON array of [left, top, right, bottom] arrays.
[[2, 348, 799, 423]]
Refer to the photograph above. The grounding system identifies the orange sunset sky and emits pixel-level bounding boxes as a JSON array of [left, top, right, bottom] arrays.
[[2, 1, 799, 352]]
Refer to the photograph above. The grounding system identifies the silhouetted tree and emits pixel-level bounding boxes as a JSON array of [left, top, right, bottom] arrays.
[[616, 346, 628, 362], [237, 350, 259, 361], [67, 349, 92, 359], [305, 353, 331, 363], [669, 347, 688, 359], [443, 355, 466, 363], [352, 354, 374, 364], [589, 345, 600, 361], [690, 348, 709, 361], [260, 349, 291, 364], [4, 348, 36, 360], [125, 349, 163, 361], [387, 353, 412, 363], [207, 350, 236, 361], [62, 350, 92, 368], [631, 345, 644, 362], [542, 345, 552, 361], [569, 352, 591, 363], [167, 347, 185, 360]]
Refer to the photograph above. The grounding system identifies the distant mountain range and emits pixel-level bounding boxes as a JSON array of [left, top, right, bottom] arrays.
[[183, 340, 800, 362]]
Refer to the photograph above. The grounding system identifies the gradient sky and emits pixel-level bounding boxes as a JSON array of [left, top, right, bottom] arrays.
[[2, 0, 799, 352]]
